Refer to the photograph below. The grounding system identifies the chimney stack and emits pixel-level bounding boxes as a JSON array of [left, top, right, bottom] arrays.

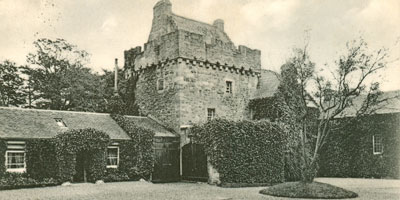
[[114, 58, 118, 95]]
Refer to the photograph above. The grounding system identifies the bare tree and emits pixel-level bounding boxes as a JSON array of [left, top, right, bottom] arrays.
[[279, 38, 393, 182]]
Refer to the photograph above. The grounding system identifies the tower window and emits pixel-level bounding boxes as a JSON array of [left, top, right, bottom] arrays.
[[226, 81, 232, 94], [207, 108, 216, 121], [157, 79, 164, 91]]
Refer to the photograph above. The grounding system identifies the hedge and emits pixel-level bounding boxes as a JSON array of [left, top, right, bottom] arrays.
[[54, 128, 110, 182], [319, 113, 400, 179], [111, 114, 155, 180], [191, 119, 285, 184], [0, 139, 6, 177]]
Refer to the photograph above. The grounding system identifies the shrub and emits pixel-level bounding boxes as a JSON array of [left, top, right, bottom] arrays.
[[25, 139, 58, 180], [54, 128, 110, 182], [0, 172, 58, 190], [191, 119, 285, 184], [104, 168, 130, 182], [111, 114, 155, 180]]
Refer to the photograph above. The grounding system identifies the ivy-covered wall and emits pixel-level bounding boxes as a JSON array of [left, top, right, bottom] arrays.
[[319, 113, 400, 179], [111, 114, 155, 180], [25, 139, 58, 180], [191, 119, 285, 184], [0, 139, 6, 176]]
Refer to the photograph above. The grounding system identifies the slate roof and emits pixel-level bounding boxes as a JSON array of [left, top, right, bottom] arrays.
[[171, 14, 233, 45], [253, 69, 280, 99], [124, 116, 178, 137], [0, 108, 177, 140], [337, 90, 400, 118]]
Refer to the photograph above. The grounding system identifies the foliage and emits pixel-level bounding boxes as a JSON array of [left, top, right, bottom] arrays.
[[102, 69, 140, 115], [54, 128, 110, 182], [259, 181, 358, 199], [0, 172, 58, 190], [191, 119, 285, 184], [23, 38, 107, 111], [0, 139, 6, 176], [319, 113, 400, 179], [25, 139, 58, 180], [111, 114, 155, 180], [0, 60, 25, 106], [251, 38, 389, 183], [104, 168, 130, 182]]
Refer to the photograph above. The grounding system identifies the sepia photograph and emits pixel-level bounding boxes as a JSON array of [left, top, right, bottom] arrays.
[[0, 0, 399, 199]]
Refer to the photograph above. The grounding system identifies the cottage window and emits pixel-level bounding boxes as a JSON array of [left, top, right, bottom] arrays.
[[373, 135, 383, 155], [107, 146, 119, 168], [207, 108, 216, 121], [55, 118, 67, 127], [5, 141, 26, 173], [157, 79, 164, 91], [226, 81, 232, 94]]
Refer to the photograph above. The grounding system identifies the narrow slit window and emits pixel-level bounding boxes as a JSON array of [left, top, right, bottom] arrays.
[[226, 81, 232, 94], [207, 108, 216, 121], [157, 79, 164, 91]]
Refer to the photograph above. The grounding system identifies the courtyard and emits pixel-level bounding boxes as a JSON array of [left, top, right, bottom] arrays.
[[0, 178, 399, 200]]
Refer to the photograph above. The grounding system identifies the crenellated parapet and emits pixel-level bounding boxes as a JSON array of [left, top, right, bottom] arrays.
[[125, 56, 261, 80]]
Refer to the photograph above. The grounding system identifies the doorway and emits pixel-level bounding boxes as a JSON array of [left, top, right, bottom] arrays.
[[73, 152, 89, 182]]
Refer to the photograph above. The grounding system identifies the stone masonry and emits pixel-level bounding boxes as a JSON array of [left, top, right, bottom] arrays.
[[124, 0, 279, 145]]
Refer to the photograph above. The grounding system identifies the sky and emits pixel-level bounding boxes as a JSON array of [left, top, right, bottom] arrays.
[[0, 0, 399, 91]]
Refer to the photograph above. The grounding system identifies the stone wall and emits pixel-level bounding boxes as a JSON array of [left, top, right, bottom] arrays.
[[134, 60, 181, 131], [175, 58, 259, 130]]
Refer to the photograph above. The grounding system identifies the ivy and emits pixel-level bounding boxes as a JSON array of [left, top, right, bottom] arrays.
[[319, 114, 400, 179], [0, 139, 6, 177], [191, 119, 285, 184], [111, 114, 155, 180], [25, 139, 58, 180], [54, 128, 110, 182]]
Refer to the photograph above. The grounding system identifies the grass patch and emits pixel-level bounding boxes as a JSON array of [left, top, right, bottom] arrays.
[[259, 181, 358, 199]]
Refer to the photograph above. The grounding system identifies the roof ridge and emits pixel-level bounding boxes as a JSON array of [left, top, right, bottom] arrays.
[[123, 115, 148, 119], [0, 107, 111, 116], [172, 14, 215, 29]]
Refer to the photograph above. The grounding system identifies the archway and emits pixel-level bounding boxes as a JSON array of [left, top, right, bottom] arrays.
[[54, 128, 110, 183]]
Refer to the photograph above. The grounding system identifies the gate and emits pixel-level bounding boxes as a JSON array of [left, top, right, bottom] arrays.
[[182, 143, 208, 182], [152, 137, 180, 182]]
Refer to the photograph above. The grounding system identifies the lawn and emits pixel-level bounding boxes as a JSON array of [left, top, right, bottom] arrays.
[[0, 178, 399, 200]]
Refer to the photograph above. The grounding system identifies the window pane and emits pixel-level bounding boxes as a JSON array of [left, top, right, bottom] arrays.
[[7, 152, 25, 169], [107, 147, 118, 166]]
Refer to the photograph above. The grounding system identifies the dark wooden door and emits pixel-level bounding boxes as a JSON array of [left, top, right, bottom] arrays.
[[182, 143, 208, 182], [152, 137, 180, 182]]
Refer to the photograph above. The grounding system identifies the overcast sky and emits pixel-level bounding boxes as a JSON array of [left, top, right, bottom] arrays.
[[0, 0, 399, 91]]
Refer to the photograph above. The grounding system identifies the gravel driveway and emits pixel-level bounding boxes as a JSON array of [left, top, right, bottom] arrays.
[[0, 178, 399, 200]]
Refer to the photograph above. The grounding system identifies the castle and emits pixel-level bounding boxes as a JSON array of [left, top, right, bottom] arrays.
[[123, 0, 279, 145]]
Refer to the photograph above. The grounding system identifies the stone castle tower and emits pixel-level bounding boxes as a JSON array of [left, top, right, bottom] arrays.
[[124, 0, 279, 144]]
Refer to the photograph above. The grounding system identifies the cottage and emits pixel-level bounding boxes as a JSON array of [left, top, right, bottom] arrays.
[[319, 90, 400, 179], [0, 107, 180, 182]]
